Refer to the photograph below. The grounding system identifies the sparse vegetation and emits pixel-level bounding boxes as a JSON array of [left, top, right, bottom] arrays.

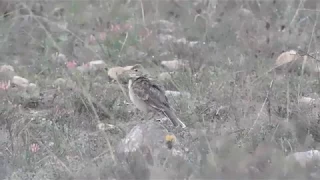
[[1, 0, 320, 179]]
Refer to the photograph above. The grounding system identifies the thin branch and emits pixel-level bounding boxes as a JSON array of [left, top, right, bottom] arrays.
[[119, 32, 129, 54], [140, 0, 146, 26], [246, 80, 274, 136], [285, 80, 290, 123], [289, 0, 305, 27]]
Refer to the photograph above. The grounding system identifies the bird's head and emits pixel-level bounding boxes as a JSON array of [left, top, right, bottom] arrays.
[[127, 64, 147, 79]]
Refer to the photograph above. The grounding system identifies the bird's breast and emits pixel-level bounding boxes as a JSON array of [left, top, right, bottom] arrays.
[[128, 82, 149, 112]]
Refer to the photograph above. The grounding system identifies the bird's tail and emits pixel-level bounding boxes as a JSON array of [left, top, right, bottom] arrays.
[[163, 108, 186, 128]]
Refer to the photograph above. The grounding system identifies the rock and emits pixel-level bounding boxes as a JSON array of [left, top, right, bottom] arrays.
[[0, 65, 16, 81], [298, 96, 317, 105], [158, 72, 173, 82], [51, 52, 67, 64], [76, 64, 90, 73], [96, 123, 115, 131], [275, 50, 299, 67], [165, 90, 191, 99], [159, 51, 171, 58], [114, 121, 195, 180], [161, 59, 189, 71], [174, 38, 200, 47], [179, 39, 202, 47], [189, 41, 200, 47], [286, 150, 320, 168], [12, 76, 29, 88], [88, 60, 107, 71], [175, 38, 187, 44], [152, 20, 175, 34], [53, 78, 67, 87], [238, 8, 254, 18], [158, 34, 176, 44], [0, 65, 14, 72], [108, 65, 133, 81], [27, 83, 37, 89], [75, 60, 107, 74], [26, 83, 40, 97], [158, 34, 200, 47], [274, 50, 306, 75]]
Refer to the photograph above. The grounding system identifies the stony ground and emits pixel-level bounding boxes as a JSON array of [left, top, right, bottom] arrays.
[[1, 0, 320, 179]]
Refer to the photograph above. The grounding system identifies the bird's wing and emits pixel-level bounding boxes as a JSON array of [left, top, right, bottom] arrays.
[[132, 77, 170, 110]]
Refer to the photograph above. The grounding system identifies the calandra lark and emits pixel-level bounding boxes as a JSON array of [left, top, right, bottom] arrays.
[[127, 64, 186, 128]]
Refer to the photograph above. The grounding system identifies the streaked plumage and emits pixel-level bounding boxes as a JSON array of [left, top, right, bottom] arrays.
[[127, 65, 186, 128]]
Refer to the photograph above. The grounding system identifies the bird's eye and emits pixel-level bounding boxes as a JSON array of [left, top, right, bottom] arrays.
[[134, 69, 138, 72]]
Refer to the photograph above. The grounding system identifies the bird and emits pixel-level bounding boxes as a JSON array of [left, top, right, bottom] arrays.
[[126, 64, 186, 128]]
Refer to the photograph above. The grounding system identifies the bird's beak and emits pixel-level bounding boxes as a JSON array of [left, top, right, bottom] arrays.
[[128, 73, 138, 79]]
